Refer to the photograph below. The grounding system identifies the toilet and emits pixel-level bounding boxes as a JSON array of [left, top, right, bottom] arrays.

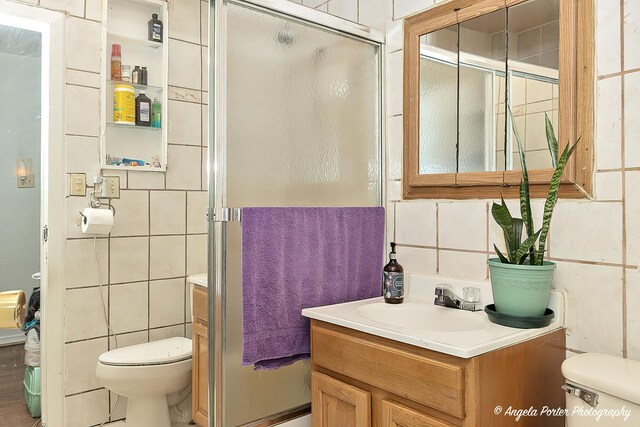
[[562, 353, 639, 426], [96, 337, 192, 427]]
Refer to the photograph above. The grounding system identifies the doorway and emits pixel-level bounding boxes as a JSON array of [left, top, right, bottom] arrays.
[[0, 1, 65, 426]]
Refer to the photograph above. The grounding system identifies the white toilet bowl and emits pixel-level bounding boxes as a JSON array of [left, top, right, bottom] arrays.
[[562, 353, 640, 426], [96, 337, 192, 427]]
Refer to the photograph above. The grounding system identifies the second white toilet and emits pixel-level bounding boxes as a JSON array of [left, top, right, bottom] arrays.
[[562, 353, 639, 426]]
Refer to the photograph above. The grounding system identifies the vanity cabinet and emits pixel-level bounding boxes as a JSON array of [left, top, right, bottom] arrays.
[[192, 285, 208, 427], [310, 320, 565, 427]]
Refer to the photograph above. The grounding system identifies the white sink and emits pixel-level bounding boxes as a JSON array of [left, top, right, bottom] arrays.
[[301, 274, 565, 358], [356, 302, 487, 333]]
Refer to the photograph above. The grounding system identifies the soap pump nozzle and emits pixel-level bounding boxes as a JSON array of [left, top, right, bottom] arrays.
[[389, 242, 397, 260]]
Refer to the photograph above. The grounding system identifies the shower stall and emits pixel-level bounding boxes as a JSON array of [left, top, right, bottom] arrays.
[[206, 1, 384, 425]]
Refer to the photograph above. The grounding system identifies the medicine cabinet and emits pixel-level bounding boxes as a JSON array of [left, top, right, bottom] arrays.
[[403, 0, 594, 199], [100, 0, 168, 172]]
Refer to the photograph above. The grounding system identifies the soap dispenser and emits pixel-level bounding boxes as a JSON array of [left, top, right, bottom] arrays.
[[383, 242, 404, 304]]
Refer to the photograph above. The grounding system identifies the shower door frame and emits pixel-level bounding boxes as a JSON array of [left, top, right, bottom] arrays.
[[206, 1, 386, 425]]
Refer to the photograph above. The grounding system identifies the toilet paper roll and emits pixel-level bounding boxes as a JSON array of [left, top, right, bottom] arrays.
[[81, 207, 114, 235], [0, 290, 26, 329]]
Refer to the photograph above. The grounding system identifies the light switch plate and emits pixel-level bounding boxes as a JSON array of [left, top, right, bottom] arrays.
[[69, 173, 86, 196], [101, 176, 120, 199]]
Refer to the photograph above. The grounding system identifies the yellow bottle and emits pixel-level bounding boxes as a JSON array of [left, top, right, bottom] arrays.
[[113, 84, 135, 125]]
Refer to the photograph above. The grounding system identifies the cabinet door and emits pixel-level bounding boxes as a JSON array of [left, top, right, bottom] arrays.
[[192, 320, 208, 427], [311, 371, 371, 427], [380, 400, 453, 427]]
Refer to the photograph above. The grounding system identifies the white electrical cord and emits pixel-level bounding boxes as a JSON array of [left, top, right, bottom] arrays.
[[94, 237, 120, 426]]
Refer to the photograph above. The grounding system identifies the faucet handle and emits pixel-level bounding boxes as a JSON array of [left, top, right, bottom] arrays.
[[462, 287, 481, 303]]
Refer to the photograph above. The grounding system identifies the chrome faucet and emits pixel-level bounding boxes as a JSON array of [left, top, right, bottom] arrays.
[[434, 285, 482, 311]]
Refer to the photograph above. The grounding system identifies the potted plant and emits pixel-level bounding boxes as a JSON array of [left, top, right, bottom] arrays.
[[488, 114, 578, 318]]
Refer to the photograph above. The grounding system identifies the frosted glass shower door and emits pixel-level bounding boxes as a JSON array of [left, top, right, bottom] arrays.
[[209, 1, 382, 425]]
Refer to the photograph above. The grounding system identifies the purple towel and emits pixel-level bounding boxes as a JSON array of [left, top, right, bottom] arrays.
[[241, 207, 385, 370]]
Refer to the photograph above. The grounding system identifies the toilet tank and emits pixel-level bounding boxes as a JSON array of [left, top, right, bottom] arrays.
[[562, 353, 640, 426]]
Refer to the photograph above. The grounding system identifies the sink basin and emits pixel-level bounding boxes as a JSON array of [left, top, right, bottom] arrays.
[[356, 302, 487, 333]]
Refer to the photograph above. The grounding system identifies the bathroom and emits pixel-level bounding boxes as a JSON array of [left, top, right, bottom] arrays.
[[0, 0, 637, 426]]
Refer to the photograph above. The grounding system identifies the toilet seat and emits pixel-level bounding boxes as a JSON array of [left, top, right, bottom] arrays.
[[99, 336, 192, 366]]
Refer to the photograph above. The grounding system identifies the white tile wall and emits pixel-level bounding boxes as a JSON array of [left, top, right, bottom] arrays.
[[595, 76, 622, 170], [65, 85, 100, 137], [149, 278, 186, 328], [550, 201, 622, 264], [64, 238, 108, 289], [150, 191, 187, 235], [168, 0, 202, 44], [149, 235, 187, 279], [110, 237, 149, 284], [438, 202, 487, 251], [596, 0, 620, 76], [110, 282, 149, 334], [552, 262, 623, 355], [40, 0, 84, 17], [395, 201, 436, 247], [627, 270, 640, 359], [66, 17, 102, 73]]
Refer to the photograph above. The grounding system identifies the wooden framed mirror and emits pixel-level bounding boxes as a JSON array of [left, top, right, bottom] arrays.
[[403, 0, 594, 199]]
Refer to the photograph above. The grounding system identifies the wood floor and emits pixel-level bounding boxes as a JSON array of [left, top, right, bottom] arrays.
[[0, 344, 39, 427]]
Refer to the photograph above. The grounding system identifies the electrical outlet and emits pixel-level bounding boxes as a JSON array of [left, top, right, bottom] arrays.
[[69, 173, 86, 196], [101, 176, 120, 199]]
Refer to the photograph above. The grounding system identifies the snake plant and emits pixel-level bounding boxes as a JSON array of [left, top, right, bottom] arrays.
[[492, 112, 579, 266]]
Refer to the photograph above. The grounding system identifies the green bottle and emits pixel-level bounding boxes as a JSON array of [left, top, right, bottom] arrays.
[[151, 98, 161, 128]]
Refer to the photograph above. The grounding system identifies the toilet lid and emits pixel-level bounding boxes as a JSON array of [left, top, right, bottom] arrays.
[[99, 337, 192, 366]]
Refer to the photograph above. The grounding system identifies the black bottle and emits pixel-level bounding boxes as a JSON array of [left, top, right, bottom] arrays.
[[148, 13, 163, 43], [383, 242, 404, 304], [141, 66, 148, 86], [135, 91, 151, 127]]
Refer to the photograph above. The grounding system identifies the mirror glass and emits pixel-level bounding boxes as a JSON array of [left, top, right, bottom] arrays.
[[458, 9, 506, 173], [417, 0, 559, 175], [418, 26, 458, 174], [507, 0, 560, 171]]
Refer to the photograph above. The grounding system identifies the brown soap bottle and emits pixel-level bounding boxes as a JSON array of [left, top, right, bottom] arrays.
[[383, 242, 404, 304]]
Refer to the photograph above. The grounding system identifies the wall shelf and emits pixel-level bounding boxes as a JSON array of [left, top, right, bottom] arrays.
[[100, 0, 168, 172], [106, 122, 162, 131]]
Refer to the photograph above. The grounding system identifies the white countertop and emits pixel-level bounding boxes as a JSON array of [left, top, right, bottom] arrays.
[[188, 273, 207, 288], [301, 274, 565, 359]]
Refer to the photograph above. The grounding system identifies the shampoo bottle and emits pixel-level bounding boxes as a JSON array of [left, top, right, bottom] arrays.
[[383, 242, 404, 304]]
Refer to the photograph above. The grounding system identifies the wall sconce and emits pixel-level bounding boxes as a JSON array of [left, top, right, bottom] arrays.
[[17, 161, 27, 183], [16, 158, 35, 189]]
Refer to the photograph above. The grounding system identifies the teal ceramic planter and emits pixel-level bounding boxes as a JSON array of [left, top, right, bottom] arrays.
[[487, 258, 556, 317]]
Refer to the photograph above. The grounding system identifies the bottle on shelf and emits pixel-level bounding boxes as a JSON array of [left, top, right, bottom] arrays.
[[141, 66, 148, 86], [113, 84, 135, 125], [383, 242, 404, 304], [148, 13, 163, 43], [151, 98, 161, 129], [110, 44, 122, 81], [121, 65, 131, 83], [135, 91, 152, 127], [132, 66, 141, 85]]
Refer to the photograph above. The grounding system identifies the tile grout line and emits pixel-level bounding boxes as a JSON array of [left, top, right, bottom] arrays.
[[435, 203, 440, 274], [148, 190, 152, 343], [619, 0, 628, 359]]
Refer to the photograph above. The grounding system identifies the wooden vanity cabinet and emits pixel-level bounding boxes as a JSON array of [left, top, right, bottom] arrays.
[[310, 320, 566, 427], [192, 285, 208, 427]]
